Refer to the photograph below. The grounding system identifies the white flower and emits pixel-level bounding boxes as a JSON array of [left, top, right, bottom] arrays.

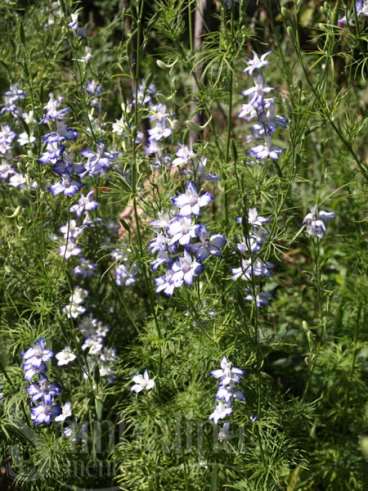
[[112, 117, 127, 136], [55, 402, 72, 422], [8, 173, 26, 188], [82, 336, 104, 355], [218, 421, 231, 441], [59, 240, 82, 259], [56, 347, 76, 366], [131, 370, 155, 393], [79, 47, 92, 63], [70, 287, 88, 305], [59, 220, 84, 240], [247, 208, 269, 227], [172, 145, 195, 168], [63, 303, 86, 319], [18, 131, 35, 146], [22, 110, 35, 125], [209, 401, 232, 424], [63, 288, 88, 319]]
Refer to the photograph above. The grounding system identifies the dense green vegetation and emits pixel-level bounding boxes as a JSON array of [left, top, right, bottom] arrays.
[[1, 1, 368, 489]]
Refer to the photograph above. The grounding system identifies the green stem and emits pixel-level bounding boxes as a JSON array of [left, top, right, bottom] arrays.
[[130, 1, 163, 373]]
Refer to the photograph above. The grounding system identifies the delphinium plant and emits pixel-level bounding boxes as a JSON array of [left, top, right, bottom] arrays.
[[1, 1, 368, 490]]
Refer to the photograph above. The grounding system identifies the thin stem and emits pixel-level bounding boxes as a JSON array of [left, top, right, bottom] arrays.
[[130, 1, 163, 369], [224, 67, 233, 231]]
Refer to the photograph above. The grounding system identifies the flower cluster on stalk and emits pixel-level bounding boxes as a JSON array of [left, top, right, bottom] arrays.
[[150, 175, 225, 296], [0, 86, 38, 190], [60, 286, 116, 381], [22, 339, 71, 425], [209, 357, 245, 440], [240, 52, 287, 163], [232, 208, 273, 308]]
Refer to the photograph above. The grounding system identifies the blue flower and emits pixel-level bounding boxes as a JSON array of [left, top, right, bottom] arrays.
[[70, 191, 99, 218], [172, 182, 213, 216], [188, 226, 226, 261], [49, 176, 81, 197], [27, 376, 61, 405], [0, 125, 16, 155], [243, 51, 271, 76], [81, 145, 118, 177], [31, 403, 61, 425], [22, 338, 53, 371], [303, 206, 335, 239], [170, 250, 203, 286], [41, 93, 70, 123]]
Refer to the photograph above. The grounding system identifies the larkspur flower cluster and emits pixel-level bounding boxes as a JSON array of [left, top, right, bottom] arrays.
[[131, 82, 176, 166], [150, 179, 225, 296], [79, 316, 116, 379], [0, 86, 39, 190], [303, 206, 335, 239], [63, 287, 88, 319], [60, 288, 116, 380], [38, 93, 82, 197], [209, 357, 245, 440], [240, 52, 287, 162], [39, 89, 117, 197], [232, 208, 273, 308], [22, 339, 71, 425]]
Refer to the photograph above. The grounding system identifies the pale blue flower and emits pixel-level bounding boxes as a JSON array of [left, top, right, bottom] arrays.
[[210, 357, 244, 385], [167, 216, 198, 246], [249, 141, 283, 161], [231, 258, 272, 281], [172, 182, 212, 216], [41, 93, 69, 123], [244, 51, 271, 75], [70, 191, 99, 217], [31, 403, 61, 425], [303, 206, 335, 239], [49, 176, 81, 197], [171, 250, 203, 286], [0, 125, 16, 154]]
